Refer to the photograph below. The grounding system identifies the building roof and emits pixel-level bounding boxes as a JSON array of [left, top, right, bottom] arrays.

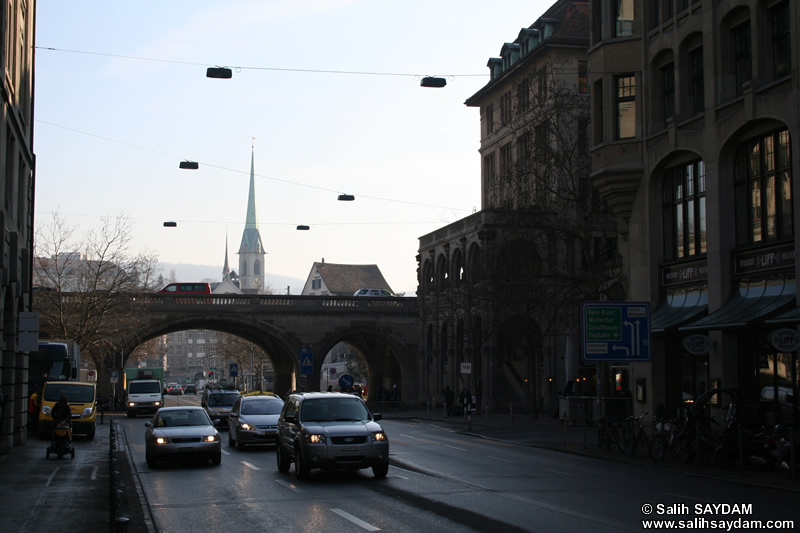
[[302, 261, 392, 296]]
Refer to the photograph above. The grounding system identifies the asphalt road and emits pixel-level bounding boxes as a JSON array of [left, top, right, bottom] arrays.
[[118, 395, 797, 532]]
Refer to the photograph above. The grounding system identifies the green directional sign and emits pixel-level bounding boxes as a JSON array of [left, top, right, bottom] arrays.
[[582, 302, 650, 362]]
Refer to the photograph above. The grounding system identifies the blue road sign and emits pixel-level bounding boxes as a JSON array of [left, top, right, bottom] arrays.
[[299, 348, 313, 375], [229, 363, 239, 377], [338, 374, 354, 390], [582, 302, 651, 362]]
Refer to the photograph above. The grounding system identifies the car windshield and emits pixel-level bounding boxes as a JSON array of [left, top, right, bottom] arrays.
[[156, 410, 210, 427], [43, 383, 95, 403], [129, 382, 161, 394], [241, 400, 283, 416], [208, 393, 240, 407], [300, 398, 370, 422]]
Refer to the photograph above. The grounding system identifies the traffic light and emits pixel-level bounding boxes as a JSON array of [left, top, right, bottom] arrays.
[[208, 371, 214, 378]]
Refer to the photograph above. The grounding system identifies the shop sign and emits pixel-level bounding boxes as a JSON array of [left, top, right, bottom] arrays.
[[682, 334, 713, 355], [769, 328, 800, 352], [735, 244, 795, 276], [661, 260, 708, 287]]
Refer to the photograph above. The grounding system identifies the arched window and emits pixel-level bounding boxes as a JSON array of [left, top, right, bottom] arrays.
[[662, 159, 706, 260], [735, 129, 793, 244], [254, 259, 262, 276]]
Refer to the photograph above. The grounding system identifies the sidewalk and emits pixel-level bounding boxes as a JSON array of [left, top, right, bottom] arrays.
[[381, 405, 800, 493]]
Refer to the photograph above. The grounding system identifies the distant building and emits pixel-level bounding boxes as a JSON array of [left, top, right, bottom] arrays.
[[238, 148, 266, 294], [301, 260, 393, 296]]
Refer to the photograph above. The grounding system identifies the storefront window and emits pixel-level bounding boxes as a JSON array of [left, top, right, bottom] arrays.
[[757, 351, 798, 425]]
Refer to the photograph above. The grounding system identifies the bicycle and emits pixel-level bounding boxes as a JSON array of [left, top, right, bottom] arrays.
[[649, 416, 683, 462], [597, 417, 625, 453], [622, 412, 650, 456]]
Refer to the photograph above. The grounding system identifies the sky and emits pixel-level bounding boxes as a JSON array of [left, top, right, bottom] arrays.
[[33, 0, 553, 295]]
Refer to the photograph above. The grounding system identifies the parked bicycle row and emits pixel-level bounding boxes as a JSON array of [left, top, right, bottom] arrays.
[[594, 388, 800, 477]]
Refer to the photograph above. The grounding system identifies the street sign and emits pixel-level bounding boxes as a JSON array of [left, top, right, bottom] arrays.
[[582, 302, 650, 362], [299, 348, 313, 375], [110, 370, 118, 384], [87, 369, 97, 382], [230, 363, 239, 377], [338, 373, 354, 389], [460, 362, 472, 374]]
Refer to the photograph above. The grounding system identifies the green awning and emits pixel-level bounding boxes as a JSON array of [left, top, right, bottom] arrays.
[[765, 306, 800, 325], [651, 289, 708, 334], [679, 276, 796, 332]]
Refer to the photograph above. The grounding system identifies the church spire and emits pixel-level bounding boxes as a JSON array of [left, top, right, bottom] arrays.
[[237, 142, 266, 294], [222, 232, 230, 280]]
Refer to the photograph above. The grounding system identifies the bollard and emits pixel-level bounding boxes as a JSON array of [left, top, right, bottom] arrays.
[[581, 404, 587, 449], [115, 517, 130, 533], [484, 403, 488, 424], [791, 430, 797, 482], [509, 403, 514, 427]]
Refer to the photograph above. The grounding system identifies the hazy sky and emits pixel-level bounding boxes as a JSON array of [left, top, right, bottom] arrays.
[[34, 0, 552, 294]]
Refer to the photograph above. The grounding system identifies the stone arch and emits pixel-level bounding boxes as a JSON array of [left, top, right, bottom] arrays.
[[467, 242, 483, 284], [436, 253, 449, 292], [451, 247, 464, 289]]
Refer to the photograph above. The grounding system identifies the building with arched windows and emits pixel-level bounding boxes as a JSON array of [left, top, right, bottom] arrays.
[[418, 1, 620, 415], [589, 0, 799, 424]]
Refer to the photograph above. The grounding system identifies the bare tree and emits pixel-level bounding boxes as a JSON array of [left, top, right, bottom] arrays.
[[32, 211, 161, 380]]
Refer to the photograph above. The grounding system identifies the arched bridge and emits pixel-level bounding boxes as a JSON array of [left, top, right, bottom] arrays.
[[127, 294, 420, 401]]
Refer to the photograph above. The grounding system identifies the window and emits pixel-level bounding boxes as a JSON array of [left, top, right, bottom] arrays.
[[593, 80, 604, 145], [661, 63, 675, 121], [486, 104, 494, 135], [537, 68, 548, 100], [500, 143, 513, 180], [615, 75, 636, 139], [500, 92, 512, 125], [517, 81, 530, 113], [578, 61, 588, 95], [772, 1, 790, 79], [663, 161, 706, 260], [733, 21, 751, 96], [312, 279, 321, 290], [688, 47, 704, 115], [735, 130, 793, 244], [614, 0, 634, 37], [484, 153, 496, 203]]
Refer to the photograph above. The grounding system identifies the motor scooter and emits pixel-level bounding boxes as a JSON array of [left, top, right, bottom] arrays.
[[46, 422, 74, 459], [775, 425, 800, 476], [712, 416, 775, 471]]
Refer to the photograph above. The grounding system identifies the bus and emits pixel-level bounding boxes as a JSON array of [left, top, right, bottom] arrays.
[[29, 342, 77, 392]]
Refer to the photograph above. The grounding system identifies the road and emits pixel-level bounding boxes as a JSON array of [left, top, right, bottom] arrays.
[[119, 395, 797, 532]]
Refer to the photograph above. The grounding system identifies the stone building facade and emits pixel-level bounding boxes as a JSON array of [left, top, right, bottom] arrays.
[[0, 0, 37, 453], [589, 0, 799, 423]]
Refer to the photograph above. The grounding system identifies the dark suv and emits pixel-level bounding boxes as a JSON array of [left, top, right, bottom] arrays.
[[276, 392, 389, 479], [201, 385, 241, 429]]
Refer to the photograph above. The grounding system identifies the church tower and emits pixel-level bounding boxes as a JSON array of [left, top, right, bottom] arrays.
[[238, 147, 266, 294]]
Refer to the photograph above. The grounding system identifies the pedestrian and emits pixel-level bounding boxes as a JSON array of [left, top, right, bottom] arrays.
[[28, 387, 41, 432], [51, 394, 72, 429], [460, 387, 472, 419], [442, 386, 454, 416]]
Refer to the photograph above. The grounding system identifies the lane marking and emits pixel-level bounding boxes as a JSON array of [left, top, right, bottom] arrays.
[[241, 461, 260, 471], [445, 444, 466, 451], [90, 466, 99, 480], [331, 508, 380, 531], [46, 467, 59, 487], [221, 449, 231, 456], [399, 434, 418, 439], [488, 455, 513, 463], [544, 468, 572, 476], [276, 479, 304, 493]]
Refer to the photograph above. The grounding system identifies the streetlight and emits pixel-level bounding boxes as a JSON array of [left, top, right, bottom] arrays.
[[296, 225, 310, 230], [338, 194, 355, 201], [179, 161, 199, 169], [206, 67, 233, 79], [420, 76, 446, 88], [163, 221, 177, 227]]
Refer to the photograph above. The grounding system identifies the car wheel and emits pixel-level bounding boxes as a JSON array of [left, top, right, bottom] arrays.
[[228, 431, 236, 447], [276, 442, 291, 473], [295, 445, 310, 480], [46, 448, 50, 459], [70, 449, 75, 459], [236, 438, 246, 451], [126, 411, 133, 418], [211, 453, 221, 466], [372, 461, 389, 479], [87, 427, 96, 441]]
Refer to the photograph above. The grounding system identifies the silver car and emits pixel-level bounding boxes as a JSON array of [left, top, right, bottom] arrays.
[[145, 406, 222, 467], [228, 394, 284, 449], [276, 392, 389, 479]]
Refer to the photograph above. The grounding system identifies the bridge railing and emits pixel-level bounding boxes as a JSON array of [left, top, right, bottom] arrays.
[[124, 293, 417, 313]]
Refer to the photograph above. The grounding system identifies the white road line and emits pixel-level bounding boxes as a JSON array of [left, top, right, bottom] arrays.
[[330, 508, 381, 531], [46, 467, 59, 487], [399, 434, 418, 439], [90, 466, 98, 480], [544, 468, 572, 476], [445, 444, 466, 451], [241, 461, 260, 471], [221, 449, 231, 455], [488, 455, 513, 463], [275, 479, 304, 493]]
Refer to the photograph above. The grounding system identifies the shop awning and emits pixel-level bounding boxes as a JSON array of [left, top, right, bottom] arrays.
[[650, 289, 708, 334], [679, 276, 796, 332], [765, 305, 800, 325]]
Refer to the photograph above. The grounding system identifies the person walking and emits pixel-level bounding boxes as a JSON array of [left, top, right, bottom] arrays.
[[442, 386, 454, 417], [51, 394, 72, 429], [28, 387, 41, 432]]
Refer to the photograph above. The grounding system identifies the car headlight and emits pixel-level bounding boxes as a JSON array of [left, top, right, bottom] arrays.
[[204, 435, 218, 442], [305, 434, 326, 443], [154, 401, 162, 406], [155, 437, 168, 445], [373, 432, 387, 442], [240, 423, 253, 431], [82, 407, 94, 417], [128, 402, 135, 407]]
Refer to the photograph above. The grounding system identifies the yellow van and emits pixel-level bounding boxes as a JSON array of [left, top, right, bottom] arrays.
[[38, 381, 97, 440]]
